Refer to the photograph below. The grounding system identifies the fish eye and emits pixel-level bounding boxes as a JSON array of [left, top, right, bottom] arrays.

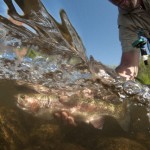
[[20, 95, 25, 99]]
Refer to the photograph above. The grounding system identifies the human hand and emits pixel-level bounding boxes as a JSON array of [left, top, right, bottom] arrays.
[[115, 65, 138, 80], [54, 111, 77, 126]]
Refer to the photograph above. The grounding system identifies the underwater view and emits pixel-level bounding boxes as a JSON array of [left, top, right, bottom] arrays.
[[0, 0, 150, 149]]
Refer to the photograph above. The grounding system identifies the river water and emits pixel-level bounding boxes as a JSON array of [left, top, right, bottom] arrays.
[[0, 79, 149, 150], [0, 0, 150, 149]]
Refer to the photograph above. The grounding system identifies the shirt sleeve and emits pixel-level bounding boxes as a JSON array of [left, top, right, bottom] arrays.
[[119, 25, 139, 52]]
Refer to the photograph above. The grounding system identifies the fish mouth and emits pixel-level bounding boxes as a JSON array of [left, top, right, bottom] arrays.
[[17, 94, 29, 110]]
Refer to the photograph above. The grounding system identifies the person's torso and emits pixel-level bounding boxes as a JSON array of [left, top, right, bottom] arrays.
[[118, 0, 150, 36]]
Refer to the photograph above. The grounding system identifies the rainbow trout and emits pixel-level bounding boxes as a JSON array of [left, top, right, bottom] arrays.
[[16, 84, 130, 130]]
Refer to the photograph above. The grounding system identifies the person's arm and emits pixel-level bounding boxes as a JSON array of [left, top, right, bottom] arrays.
[[115, 26, 140, 80]]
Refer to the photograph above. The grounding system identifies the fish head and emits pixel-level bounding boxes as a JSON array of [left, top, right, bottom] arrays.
[[17, 93, 57, 113]]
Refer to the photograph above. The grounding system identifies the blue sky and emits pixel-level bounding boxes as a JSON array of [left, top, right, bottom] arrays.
[[0, 0, 121, 66]]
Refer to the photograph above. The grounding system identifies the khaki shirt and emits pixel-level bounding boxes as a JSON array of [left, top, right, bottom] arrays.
[[118, 0, 150, 52]]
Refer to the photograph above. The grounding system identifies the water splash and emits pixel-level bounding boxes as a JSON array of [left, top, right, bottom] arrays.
[[0, 0, 149, 113]]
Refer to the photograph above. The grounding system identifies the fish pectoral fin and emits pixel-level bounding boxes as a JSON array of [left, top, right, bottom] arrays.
[[89, 116, 104, 129]]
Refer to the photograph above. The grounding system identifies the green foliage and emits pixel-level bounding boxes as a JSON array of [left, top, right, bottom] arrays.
[[137, 57, 150, 84]]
